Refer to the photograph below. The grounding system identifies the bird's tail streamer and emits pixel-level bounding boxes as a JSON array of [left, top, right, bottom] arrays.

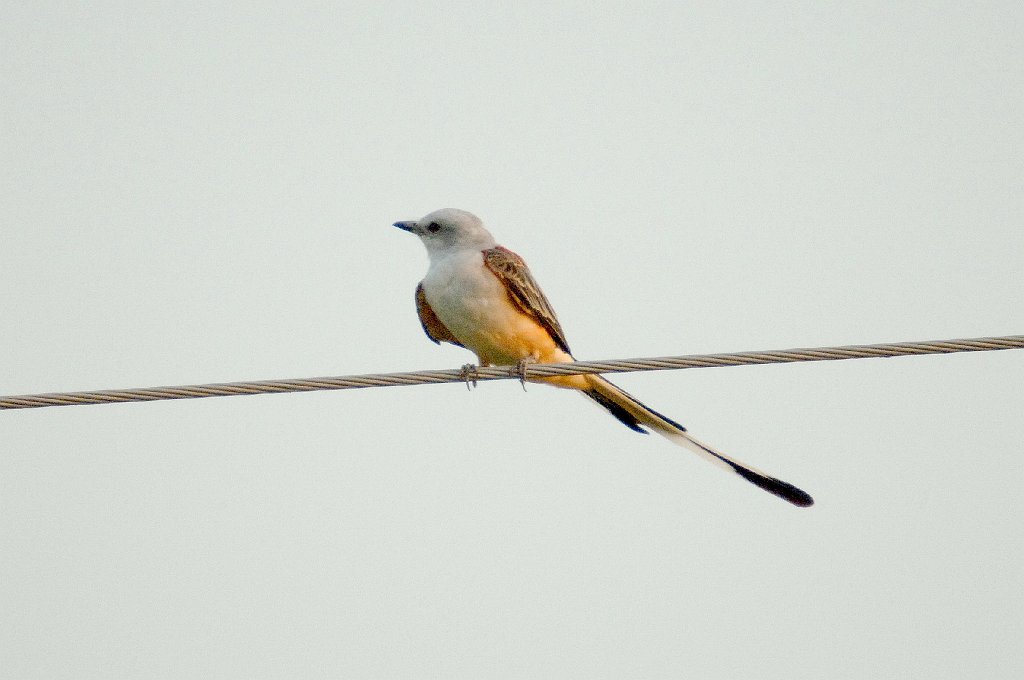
[[581, 375, 814, 507]]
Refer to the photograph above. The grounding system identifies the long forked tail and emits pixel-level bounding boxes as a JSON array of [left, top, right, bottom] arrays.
[[582, 375, 814, 507]]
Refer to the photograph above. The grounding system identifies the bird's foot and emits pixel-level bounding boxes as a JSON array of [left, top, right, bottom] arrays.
[[514, 357, 537, 391], [459, 363, 480, 390]]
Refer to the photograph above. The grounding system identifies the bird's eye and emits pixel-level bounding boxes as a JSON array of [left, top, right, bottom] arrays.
[[427, 222, 441, 233]]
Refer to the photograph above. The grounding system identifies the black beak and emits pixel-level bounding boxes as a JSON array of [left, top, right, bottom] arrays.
[[393, 221, 417, 233]]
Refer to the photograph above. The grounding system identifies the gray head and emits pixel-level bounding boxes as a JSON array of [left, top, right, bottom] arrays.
[[393, 208, 497, 255]]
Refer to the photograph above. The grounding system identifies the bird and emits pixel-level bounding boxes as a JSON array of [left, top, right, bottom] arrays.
[[393, 208, 813, 507]]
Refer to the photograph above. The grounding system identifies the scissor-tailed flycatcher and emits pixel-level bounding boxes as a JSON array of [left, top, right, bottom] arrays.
[[393, 208, 813, 507]]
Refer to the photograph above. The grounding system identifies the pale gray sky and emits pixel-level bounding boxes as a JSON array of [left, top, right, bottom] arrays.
[[2, 2, 1023, 678]]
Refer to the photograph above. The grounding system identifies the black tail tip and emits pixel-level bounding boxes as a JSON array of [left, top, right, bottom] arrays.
[[733, 467, 815, 507]]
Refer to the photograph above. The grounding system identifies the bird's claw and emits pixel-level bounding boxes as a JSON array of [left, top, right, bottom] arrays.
[[515, 357, 536, 391], [460, 363, 480, 390]]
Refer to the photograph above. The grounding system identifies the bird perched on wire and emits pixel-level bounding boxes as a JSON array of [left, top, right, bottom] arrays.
[[393, 208, 813, 507]]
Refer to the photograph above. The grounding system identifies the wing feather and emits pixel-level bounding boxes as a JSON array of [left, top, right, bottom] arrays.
[[415, 282, 464, 347], [483, 246, 572, 355]]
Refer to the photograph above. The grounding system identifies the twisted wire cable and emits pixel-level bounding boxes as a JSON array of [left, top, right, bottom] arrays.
[[2, 335, 1021, 411]]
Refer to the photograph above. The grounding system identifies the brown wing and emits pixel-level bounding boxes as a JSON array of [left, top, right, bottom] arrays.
[[483, 246, 572, 355], [415, 282, 465, 347]]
